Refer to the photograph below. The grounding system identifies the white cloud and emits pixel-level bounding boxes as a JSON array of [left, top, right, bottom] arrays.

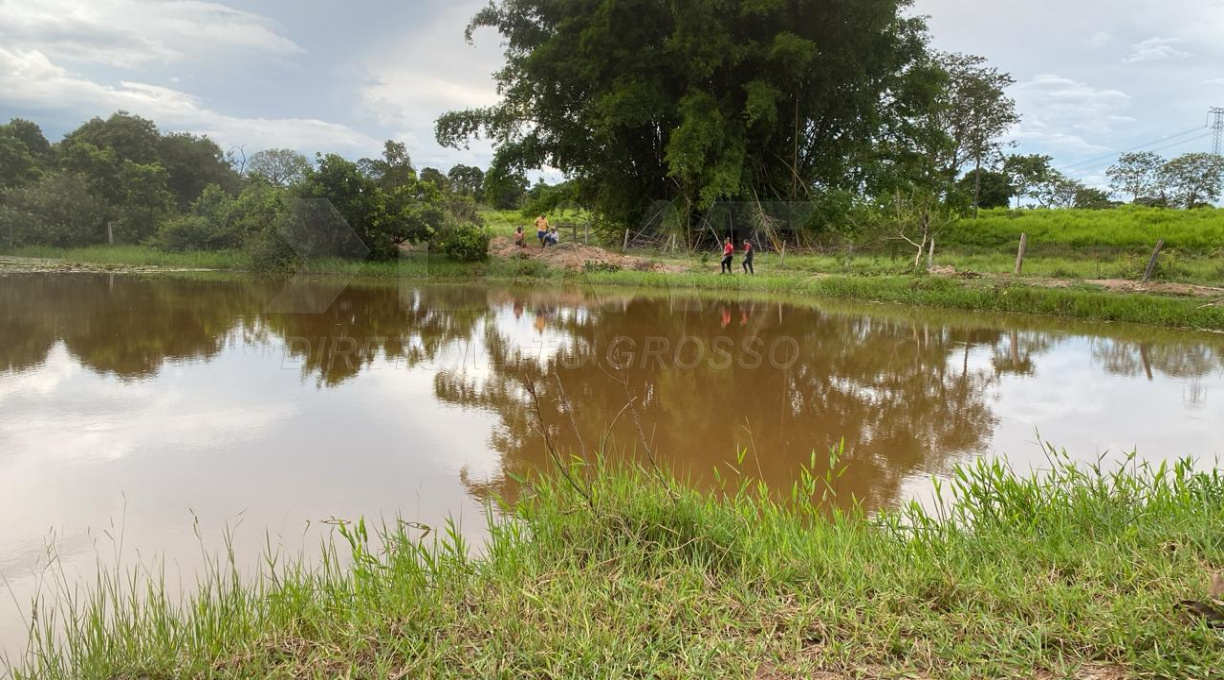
[[1124, 36, 1191, 64], [0, 0, 303, 68], [0, 48, 381, 153], [1088, 31, 1113, 47], [1009, 75, 1133, 154], [355, 3, 505, 168]]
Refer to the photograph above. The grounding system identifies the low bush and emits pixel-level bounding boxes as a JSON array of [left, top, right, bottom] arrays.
[[583, 260, 622, 273], [434, 224, 490, 262], [245, 228, 300, 273], [155, 215, 219, 252]]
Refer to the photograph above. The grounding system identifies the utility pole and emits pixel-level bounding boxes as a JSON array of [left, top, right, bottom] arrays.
[[1211, 107, 1224, 156]]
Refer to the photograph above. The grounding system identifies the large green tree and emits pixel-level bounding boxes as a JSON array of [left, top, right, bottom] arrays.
[[482, 160, 528, 210], [437, 0, 931, 237], [59, 112, 174, 242], [1107, 152, 1164, 204], [294, 151, 445, 261], [918, 53, 1018, 216], [0, 118, 52, 157], [158, 132, 242, 208], [247, 148, 312, 187], [1158, 152, 1224, 209], [1002, 154, 1052, 208], [447, 164, 485, 201], [0, 171, 108, 247], [63, 111, 161, 165], [359, 140, 416, 189], [955, 169, 1013, 209], [0, 119, 51, 190]]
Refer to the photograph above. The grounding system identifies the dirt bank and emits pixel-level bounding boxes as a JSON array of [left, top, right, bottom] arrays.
[[489, 237, 687, 273]]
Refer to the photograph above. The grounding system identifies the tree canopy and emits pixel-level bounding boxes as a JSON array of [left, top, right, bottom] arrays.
[[437, 0, 934, 233]]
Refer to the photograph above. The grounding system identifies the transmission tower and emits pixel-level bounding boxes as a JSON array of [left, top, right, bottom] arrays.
[[1211, 107, 1224, 156]]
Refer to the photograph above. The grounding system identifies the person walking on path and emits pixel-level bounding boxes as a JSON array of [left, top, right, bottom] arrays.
[[535, 215, 550, 247], [742, 240, 755, 275], [720, 238, 734, 274]]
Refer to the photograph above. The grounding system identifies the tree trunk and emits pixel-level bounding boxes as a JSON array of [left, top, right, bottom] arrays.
[[791, 96, 800, 199], [973, 151, 982, 219], [1142, 239, 1165, 283], [926, 236, 936, 269], [622, 228, 630, 253], [1013, 233, 1027, 276]]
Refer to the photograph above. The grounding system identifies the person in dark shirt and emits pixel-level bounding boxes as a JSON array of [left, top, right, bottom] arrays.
[[742, 240, 754, 275]]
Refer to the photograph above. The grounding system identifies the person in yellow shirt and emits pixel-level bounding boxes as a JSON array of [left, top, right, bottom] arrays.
[[534, 215, 550, 247]]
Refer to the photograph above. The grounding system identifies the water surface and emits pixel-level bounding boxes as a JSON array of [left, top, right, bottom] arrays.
[[2, 273, 1223, 655]]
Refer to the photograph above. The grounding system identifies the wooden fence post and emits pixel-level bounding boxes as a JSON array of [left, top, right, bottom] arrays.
[[622, 228, 630, 253], [1142, 239, 1165, 283], [1014, 233, 1027, 276]]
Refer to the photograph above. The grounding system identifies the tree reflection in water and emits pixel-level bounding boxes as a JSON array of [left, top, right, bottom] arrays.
[[3, 274, 1222, 511]]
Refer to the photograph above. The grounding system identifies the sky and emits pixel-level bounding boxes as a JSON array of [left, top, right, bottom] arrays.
[[1, 0, 1223, 186]]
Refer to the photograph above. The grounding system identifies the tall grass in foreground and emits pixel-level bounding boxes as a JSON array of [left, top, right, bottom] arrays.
[[6, 447, 1223, 679]]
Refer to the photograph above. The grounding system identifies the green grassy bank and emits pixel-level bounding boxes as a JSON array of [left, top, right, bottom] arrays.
[[4, 244, 1223, 332], [7, 451, 1223, 679], [941, 206, 1224, 253]]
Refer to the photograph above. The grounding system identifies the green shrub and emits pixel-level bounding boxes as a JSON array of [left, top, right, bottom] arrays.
[[513, 259, 549, 278], [434, 224, 490, 262], [155, 215, 217, 252], [245, 227, 300, 273], [583, 260, 622, 273]]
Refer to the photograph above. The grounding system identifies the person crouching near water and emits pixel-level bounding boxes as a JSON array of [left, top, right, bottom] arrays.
[[545, 225, 560, 247], [514, 225, 526, 248], [720, 237, 734, 274], [535, 214, 550, 247], [742, 239, 754, 275]]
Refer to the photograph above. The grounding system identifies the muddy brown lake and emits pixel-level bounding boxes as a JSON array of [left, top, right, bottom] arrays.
[[2, 273, 1223, 655]]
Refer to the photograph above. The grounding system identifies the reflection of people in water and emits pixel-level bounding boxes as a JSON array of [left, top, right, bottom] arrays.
[[534, 308, 548, 334], [721, 306, 732, 329], [513, 300, 524, 320]]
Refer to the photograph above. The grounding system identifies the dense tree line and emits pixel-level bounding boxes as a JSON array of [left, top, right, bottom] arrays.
[[0, 113, 501, 264], [438, 0, 1223, 247], [4, 1, 1223, 260]]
